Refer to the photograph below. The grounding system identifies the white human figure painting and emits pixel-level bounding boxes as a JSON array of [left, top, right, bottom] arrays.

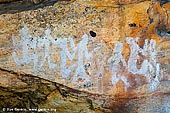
[[126, 37, 160, 91], [72, 34, 92, 82], [37, 28, 57, 69], [108, 42, 130, 89], [111, 74, 130, 91], [12, 26, 38, 73], [53, 37, 77, 79]]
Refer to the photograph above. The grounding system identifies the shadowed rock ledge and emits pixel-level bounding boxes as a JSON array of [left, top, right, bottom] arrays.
[[1, 68, 170, 113], [0, 0, 60, 14]]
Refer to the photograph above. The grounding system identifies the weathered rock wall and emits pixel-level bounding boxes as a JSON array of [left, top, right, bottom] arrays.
[[0, 0, 170, 112]]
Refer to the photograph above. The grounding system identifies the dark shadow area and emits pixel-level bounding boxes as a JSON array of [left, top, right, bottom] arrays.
[[0, 0, 59, 14], [155, 0, 170, 6]]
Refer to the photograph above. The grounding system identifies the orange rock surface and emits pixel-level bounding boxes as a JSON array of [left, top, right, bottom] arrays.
[[0, 0, 170, 101]]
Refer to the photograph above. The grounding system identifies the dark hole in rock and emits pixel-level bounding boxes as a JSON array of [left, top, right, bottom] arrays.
[[156, 0, 170, 6], [156, 29, 166, 36], [149, 18, 154, 24], [129, 23, 136, 27], [73, 35, 77, 39], [90, 31, 96, 37], [85, 7, 90, 12], [167, 31, 170, 34], [84, 63, 91, 70]]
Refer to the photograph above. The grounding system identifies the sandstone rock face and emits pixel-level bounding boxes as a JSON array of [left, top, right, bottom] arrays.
[[0, 0, 170, 112]]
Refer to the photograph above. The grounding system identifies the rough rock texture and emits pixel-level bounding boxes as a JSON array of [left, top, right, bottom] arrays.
[[0, 0, 170, 113], [0, 0, 45, 4], [1, 67, 170, 113]]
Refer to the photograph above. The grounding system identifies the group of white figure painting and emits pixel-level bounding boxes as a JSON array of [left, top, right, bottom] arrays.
[[12, 26, 161, 92]]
